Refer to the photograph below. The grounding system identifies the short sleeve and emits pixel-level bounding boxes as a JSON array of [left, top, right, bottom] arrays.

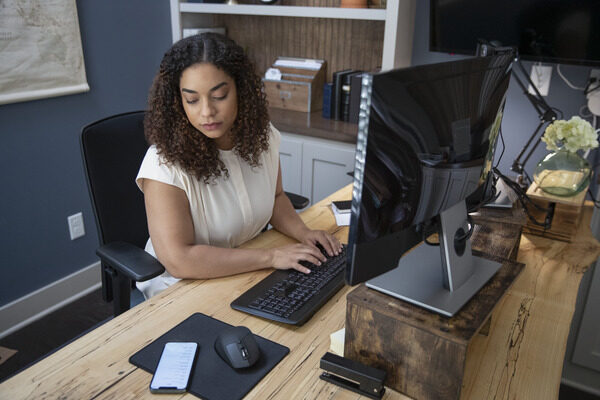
[[269, 122, 281, 153], [136, 146, 185, 192]]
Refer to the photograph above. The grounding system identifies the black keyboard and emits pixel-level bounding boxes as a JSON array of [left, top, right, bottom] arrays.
[[231, 245, 347, 325]]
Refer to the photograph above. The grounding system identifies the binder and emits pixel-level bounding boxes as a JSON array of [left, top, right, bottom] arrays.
[[342, 71, 362, 122], [332, 69, 354, 120], [322, 82, 333, 119]]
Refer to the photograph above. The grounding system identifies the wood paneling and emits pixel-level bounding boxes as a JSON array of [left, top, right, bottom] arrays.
[[213, 14, 384, 81]]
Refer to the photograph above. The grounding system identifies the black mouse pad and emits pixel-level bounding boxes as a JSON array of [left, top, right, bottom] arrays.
[[129, 312, 289, 400]]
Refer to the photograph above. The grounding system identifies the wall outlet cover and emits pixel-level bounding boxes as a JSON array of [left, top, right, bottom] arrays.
[[68, 212, 85, 240], [528, 65, 552, 97]]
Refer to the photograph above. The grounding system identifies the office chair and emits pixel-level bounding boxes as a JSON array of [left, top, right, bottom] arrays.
[[81, 111, 309, 316]]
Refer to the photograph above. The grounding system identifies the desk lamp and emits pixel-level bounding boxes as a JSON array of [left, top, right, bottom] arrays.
[[476, 40, 559, 188], [509, 59, 558, 188]]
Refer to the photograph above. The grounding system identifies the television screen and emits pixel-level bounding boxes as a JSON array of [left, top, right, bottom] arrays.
[[430, 0, 600, 66]]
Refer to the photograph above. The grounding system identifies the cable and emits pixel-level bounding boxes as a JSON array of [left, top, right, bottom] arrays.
[[551, 107, 564, 119], [494, 126, 506, 168], [584, 78, 600, 96], [422, 215, 475, 246], [580, 105, 593, 119], [556, 64, 586, 91], [492, 167, 554, 228], [587, 187, 600, 207]]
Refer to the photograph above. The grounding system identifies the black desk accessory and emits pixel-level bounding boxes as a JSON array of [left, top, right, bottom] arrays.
[[476, 40, 559, 188], [319, 352, 386, 399], [129, 313, 289, 400]]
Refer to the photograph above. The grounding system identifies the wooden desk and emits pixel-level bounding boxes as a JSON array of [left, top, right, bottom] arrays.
[[1, 185, 599, 400]]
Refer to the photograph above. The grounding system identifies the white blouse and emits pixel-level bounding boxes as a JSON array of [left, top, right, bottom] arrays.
[[135, 124, 281, 299]]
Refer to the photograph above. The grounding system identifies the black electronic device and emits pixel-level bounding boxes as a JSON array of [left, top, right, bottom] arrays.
[[231, 245, 347, 325], [319, 352, 386, 399], [214, 326, 261, 369], [346, 53, 514, 316], [332, 200, 352, 214], [430, 0, 600, 66]]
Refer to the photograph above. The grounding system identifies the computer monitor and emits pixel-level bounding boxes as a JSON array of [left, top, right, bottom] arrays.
[[345, 54, 514, 316]]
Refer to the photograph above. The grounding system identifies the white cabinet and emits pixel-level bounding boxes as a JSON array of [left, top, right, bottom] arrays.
[[301, 138, 355, 205], [279, 134, 303, 195], [169, 0, 416, 71], [280, 133, 355, 206]]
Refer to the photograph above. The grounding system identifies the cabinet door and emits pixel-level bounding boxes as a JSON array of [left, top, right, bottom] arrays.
[[301, 139, 355, 205], [279, 133, 303, 195]]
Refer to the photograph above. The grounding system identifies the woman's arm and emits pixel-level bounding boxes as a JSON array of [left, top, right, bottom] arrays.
[[269, 161, 343, 257], [141, 178, 324, 279]]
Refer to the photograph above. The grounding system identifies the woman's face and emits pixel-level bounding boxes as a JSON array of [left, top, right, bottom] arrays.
[[180, 62, 238, 150]]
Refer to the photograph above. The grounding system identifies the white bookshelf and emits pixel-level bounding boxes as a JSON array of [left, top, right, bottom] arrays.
[[180, 3, 386, 20], [170, 0, 415, 70]]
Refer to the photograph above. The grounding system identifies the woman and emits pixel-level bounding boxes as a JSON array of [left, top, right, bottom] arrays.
[[136, 33, 342, 299]]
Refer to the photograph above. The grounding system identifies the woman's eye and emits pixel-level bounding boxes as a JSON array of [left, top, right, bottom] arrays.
[[185, 99, 198, 104], [213, 93, 228, 101]]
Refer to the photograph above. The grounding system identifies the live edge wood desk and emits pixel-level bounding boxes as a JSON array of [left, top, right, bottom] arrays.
[[2, 185, 599, 400]]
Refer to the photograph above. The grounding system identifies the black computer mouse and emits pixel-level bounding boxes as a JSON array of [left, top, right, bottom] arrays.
[[214, 326, 261, 369]]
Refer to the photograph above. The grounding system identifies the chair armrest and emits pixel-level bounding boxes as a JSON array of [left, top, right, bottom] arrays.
[[285, 191, 309, 210], [96, 241, 165, 282]]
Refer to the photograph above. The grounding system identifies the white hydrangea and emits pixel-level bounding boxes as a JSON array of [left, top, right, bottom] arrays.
[[541, 116, 599, 152]]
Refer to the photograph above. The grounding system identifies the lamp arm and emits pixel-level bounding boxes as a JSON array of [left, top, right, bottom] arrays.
[[509, 56, 558, 179], [512, 58, 557, 123]]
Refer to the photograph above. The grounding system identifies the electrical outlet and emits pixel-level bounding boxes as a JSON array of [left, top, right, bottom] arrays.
[[68, 212, 85, 240], [588, 69, 600, 116], [528, 65, 552, 96]]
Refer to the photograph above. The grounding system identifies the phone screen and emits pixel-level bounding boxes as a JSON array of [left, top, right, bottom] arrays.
[[149, 342, 198, 394]]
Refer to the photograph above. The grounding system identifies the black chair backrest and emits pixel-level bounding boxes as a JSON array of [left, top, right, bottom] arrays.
[[81, 111, 149, 249]]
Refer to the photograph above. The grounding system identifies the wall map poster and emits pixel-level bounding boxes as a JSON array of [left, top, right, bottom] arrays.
[[0, 0, 89, 105]]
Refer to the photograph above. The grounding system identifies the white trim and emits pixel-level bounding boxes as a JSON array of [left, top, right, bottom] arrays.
[[0, 262, 101, 339], [179, 3, 386, 20]]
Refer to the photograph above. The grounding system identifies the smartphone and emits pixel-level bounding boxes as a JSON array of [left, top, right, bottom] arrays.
[[149, 342, 198, 394]]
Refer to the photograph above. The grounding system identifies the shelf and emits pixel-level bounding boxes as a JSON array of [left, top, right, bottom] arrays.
[[179, 3, 387, 21], [269, 107, 358, 144]]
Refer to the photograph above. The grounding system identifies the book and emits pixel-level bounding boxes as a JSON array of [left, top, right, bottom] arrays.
[[322, 82, 333, 119], [332, 69, 354, 121], [348, 72, 364, 124], [342, 71, 362, 122]]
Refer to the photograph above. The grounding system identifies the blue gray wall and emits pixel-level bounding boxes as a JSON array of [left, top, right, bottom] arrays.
[[0, 1, 171, 306], [412, 0, 596, 182]]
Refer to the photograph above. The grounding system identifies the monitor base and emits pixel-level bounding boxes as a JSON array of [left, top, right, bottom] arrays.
[[366, 243, 501, 317]]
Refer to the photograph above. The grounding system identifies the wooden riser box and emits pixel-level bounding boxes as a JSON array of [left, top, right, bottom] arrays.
[[344, 221, 524, 400]]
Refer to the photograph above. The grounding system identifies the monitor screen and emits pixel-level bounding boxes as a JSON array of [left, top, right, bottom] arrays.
[[430, 0, 600, 67], [345, 54, 513, 316]]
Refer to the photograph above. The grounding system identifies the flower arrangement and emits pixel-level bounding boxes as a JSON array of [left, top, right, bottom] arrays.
[[541, 116, 599, 153]]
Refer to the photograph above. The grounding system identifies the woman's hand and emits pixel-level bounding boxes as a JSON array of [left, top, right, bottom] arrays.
[[299, 229, 343, 258], [269, 243, 326, 274]]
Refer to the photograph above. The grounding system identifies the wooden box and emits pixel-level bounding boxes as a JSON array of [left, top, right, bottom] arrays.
[[263, 60, 326, 113], [344, 222, 524, 400], [522, 181, 587, 242]]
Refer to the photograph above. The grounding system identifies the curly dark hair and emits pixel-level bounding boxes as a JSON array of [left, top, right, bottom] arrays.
[[145, 33, 270, 182]]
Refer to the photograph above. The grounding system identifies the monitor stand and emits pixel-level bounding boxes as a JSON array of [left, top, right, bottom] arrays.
[[366, 200, 502, 317]]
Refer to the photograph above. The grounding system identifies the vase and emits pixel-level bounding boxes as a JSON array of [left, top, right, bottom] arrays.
[[533, 149, 591, 196]]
